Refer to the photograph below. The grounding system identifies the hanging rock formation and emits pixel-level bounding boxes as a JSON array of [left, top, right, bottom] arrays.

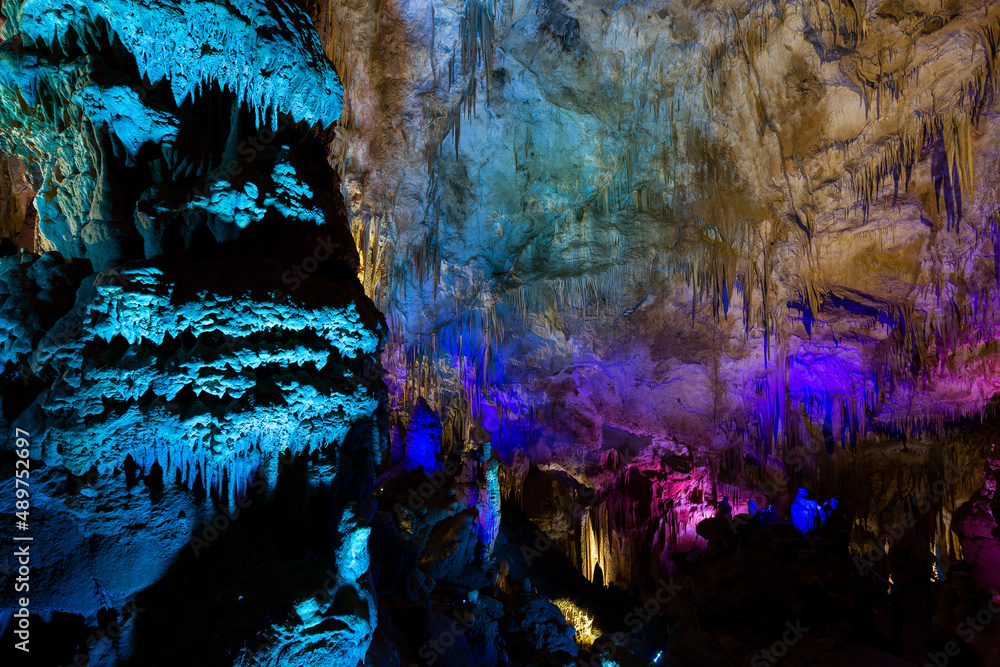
[[0, 0, 384, 664], [317, 0, 1000, 601]]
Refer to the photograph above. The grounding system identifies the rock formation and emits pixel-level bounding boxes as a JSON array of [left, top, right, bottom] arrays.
[[0, 0, 384, 664], [2, 0, 1000, 664]]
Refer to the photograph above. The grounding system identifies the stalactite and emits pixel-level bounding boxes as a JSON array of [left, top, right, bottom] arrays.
[[848, 15, 1000, 218], [459, 0, 499, 117], [847, 46, 919, 120]]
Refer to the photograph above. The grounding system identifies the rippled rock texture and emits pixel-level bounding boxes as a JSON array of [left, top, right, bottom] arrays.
[[0, 0, 385, 664]]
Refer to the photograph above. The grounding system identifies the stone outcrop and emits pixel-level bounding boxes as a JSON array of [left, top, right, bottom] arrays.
[[0, 0, 384, 664]]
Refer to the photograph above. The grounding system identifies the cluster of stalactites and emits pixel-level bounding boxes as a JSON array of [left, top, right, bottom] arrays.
[[5, 0, 343, 129], [362, 0, 1000, 472], [29, 263, 382, 507], [848, 14, 1000, 221]]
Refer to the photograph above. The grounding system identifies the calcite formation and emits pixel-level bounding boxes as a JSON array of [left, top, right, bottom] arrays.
[[322, 0, 1000, 595], [0, 0, 385, 664], [0, 0, 342, 267]]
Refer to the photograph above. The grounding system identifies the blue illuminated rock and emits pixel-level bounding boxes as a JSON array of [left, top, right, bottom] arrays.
[[0, 0, 342, 268], [0, 0, 382, 665]]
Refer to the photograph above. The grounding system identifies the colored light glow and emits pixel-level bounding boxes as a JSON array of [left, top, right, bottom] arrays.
[[552, 597, 602, 648]]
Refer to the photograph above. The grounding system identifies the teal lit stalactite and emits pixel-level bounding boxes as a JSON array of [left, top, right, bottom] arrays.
[[0, 1, 384, 665]]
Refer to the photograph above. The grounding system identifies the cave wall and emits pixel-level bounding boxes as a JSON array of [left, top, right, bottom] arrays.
[[318, 0, 1000, 596], [328, 0, 1000, 448]]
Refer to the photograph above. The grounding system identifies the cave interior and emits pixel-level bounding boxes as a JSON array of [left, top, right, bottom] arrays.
[[2, 0, 1000, 665]]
